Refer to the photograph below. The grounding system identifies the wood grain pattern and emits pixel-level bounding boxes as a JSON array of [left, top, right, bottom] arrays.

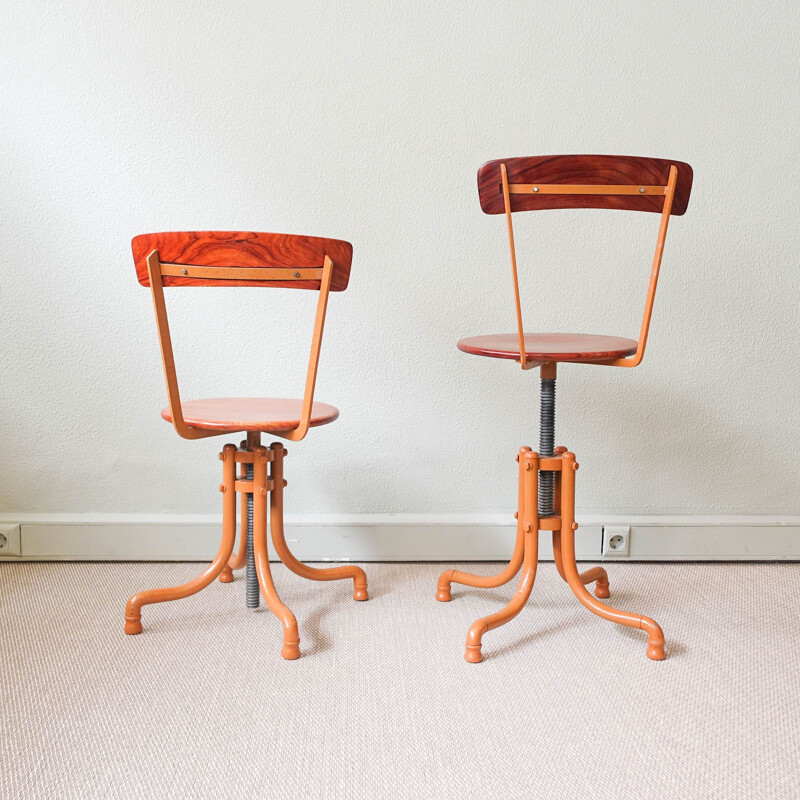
[[478, 155, 693, 215], [457, 332, 638, 362], [160, 397, 340, 433], [132, 231, 353, 290]]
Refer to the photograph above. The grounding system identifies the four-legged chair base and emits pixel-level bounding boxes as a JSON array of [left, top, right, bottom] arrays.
[[437, 446, 665, 663], [124, 435, 368, 659]]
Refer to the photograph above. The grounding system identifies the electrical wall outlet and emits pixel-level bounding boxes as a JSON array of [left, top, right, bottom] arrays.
[[0, 524, 22, 557], [602, 525, 630, 557]]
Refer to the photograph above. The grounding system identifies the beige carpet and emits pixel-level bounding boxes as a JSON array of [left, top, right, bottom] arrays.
[[2, 561, 799, 799]]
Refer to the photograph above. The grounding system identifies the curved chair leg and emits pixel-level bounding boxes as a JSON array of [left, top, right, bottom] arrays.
[[219, 458, 249, 583], [465, 451, 539, 663], [559, 451, 664, 661], [551, 445, 609, 598], [553, 531, 610, 599], [253, 446, 300, 660], [125, 443, 238, 634], [269, 443, 368, 601], [438, 446, 531, 602]]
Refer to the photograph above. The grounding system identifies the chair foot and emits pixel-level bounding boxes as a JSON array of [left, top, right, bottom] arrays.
[[436, 584, 452, 603], [124, 614, 143, 635], [353, 581, 369, 602], [218, 566, 234, 583], [464, 642, 483, 663], [281, 639, 301, 660], [436, 569, 454, 601], [643, 617, 666, 660]]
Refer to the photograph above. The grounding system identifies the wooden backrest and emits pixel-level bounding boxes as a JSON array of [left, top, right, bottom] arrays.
[[477, 155, 693, 216], [132, 231, 353, 291]]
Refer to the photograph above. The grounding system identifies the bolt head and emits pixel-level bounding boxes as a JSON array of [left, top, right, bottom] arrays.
[[639, 187, 645, 193], [571, 522, 579, 530], [259, 487, 267, 496], [219, 484, 225, 493], [532, 186, 539, 193], [294, 272, 301, 278]]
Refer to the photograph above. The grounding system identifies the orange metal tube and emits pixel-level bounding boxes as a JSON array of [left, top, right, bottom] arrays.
[[558, 451, 665, 661], [500, 163, 529, 369], [437, 446, 530, 601], [268, 443, 368, 601], [464, 451, 540, 663], [252, 445, 300, 660], [220, 436, 259, 582], [550, 450, 610, 597], [124, 443, 238, 634]]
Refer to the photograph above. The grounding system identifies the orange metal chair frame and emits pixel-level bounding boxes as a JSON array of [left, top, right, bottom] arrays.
[[438, 155, 693, 662], [500, 163, 678, 370], [124, 232, 367, 659]]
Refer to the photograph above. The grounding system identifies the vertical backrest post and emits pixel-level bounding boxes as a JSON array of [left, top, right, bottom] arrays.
[[500, 164, 531, 369], [146, 250, 218, 440], [281, 254, 335, 442], [607, 164, 678, 368]]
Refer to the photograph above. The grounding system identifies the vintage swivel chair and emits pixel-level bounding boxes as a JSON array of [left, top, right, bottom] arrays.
[[124, 232, 368, 659], [437, 155, 693, 663]]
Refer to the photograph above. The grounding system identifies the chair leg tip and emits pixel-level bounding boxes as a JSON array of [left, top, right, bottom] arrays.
[[464, 644, 483, 663], [281, 642, 301, 660], [595, 585, 610, 599], [353, 587, 369, 601], [124, 617, 143, 635], [646, 643, 666, 661], [219, 567, 234, 584], [436, 588, 452, 602]]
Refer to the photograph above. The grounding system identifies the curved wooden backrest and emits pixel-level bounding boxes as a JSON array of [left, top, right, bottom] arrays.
[[478, 155, 693, 216], [132, 231, 353, 291]]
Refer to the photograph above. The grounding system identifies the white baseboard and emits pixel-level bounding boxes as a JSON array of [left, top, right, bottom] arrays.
[[0, 514, 799, 562]]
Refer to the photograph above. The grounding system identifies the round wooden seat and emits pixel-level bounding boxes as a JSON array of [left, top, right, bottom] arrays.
[[457, 332, 638, 363], [161, 397, 339, 433]]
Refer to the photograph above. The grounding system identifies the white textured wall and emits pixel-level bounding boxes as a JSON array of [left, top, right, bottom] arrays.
[[1, 1, 798, 517]]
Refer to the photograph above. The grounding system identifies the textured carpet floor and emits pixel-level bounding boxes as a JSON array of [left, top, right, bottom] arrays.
[[2, 561, 799, 799]]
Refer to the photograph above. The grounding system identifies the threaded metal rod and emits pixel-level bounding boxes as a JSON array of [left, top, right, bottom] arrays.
[[538, 377, 556, 516], [244, 461, 259, 609]]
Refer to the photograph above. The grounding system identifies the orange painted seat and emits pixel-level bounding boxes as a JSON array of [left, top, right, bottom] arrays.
[[161, 397, 339, 433], [457, 332, 638, 363]]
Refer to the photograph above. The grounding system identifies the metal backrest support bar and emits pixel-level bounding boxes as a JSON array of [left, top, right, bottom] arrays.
[[610, 164, 678, 368], [159, 263, 324, 282], [500, 163, 529, 369], [507, 184, 667, 196], [282, 254, 334, 441]]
